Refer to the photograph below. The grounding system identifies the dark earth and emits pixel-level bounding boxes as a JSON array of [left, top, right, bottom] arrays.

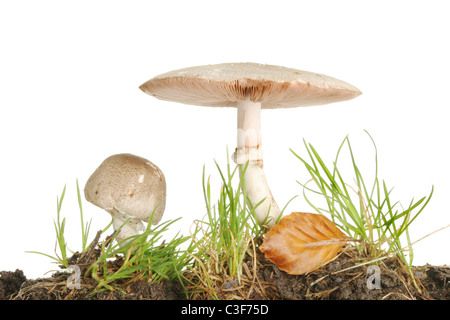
[[1, 246, 449, 300]]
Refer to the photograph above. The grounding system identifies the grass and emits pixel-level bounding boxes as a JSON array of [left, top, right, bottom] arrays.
[[182, 157, 267, 299], [27, 184, 71, 268], [76, 180, 92, 252], [86, 215, 192, 294], [291, 131, 434, 283]]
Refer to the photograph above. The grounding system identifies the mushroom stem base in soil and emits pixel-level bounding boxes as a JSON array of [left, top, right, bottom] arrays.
[[237, 163, 281, 227], [233, 99, 281, 227], [109, 209, 146, 245]]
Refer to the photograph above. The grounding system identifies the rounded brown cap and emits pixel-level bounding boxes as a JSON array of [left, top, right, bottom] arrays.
[[84, 153, 166, 225], [139, 62, 361, 109]]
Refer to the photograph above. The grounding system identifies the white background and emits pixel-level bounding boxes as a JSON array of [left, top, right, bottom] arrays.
[[1, 1, 449, 280]]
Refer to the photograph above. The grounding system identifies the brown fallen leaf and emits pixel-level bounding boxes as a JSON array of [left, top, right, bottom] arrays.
[[260, 212, 351, 275]]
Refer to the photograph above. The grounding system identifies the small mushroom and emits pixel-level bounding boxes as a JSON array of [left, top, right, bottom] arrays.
[[139, 62, 361, 227], [84, 153, 166, 244]]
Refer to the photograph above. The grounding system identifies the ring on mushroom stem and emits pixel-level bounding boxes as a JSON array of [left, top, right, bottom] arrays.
[[139, 62, 361, 227], [84, 153, 166, 245]]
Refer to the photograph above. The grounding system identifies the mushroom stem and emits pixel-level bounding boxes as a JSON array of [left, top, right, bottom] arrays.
[[109, 209, 145, 245], [233, 99, 281, 227]]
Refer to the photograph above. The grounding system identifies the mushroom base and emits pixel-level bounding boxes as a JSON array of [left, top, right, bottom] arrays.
[[109, 209, 146, 245], [239, 163, 281, 227]]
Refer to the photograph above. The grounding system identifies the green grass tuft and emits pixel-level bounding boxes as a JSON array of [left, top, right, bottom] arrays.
[[184, 154, 266, 299], [291, 131, 434, 270]]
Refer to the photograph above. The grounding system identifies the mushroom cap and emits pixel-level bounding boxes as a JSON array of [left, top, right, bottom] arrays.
[[84, 153, 166, 225], [139, 62, 361, 109]]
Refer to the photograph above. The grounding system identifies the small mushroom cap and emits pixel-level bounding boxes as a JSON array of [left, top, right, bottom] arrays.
[[139, 62, 361, 109], [84, 153, 166, 225]]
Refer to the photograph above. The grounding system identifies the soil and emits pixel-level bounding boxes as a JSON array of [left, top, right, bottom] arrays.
[[1, 246, 449, 300]]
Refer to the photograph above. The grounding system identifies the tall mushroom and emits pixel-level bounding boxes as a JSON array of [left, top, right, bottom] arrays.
[[139, 63, 361, 227], [84, 153, 166, 244]]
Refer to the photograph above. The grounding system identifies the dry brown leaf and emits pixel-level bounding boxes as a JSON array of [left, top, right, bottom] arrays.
[[260, 212, 351, 275]]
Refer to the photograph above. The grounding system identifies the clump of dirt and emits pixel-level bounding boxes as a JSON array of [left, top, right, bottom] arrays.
[[417, 265, 450, 300], [9, 271, 186, 300], [257, 248, 449, 300], [0, 269, 27, 300], [2, 246, 449, 300]]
